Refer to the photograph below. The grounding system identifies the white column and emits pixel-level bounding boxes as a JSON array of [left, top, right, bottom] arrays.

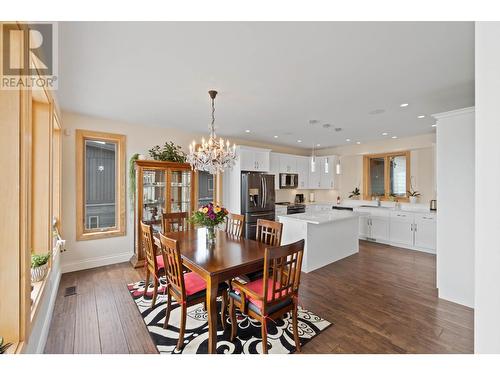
[[475, 21, 500, 353]]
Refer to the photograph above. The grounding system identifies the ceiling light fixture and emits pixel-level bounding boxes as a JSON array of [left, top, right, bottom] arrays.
[[356, 141, 361, 145], [400, 103, 409, 107], [245, 129, 250, 133], [391, 136, 398, 139], [187, 90, 236, 174], [417, 115, 425, 119], [382, 132, 388, 136], [297, 140, 302, 143], [311, 144, 316, 172], [273, 135, 278, 138], [346, 138, 351, 142], [431, 124, 437, 127], [336, 159, 341, 175]]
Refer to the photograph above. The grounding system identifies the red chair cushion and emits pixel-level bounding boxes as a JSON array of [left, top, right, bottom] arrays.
[[239, 278, 287, 310], [184, 271, 207, 296], [155, 255, 165, 270]]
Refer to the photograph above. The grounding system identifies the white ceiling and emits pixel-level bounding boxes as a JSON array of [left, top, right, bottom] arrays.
[[58, 22, 474, 149]]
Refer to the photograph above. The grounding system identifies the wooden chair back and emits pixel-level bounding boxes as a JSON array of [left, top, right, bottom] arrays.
[[158, 232, 186, 299], [262, 239, 305, 309], [256, 219, 282, 247], [162, 212, 189, 233], [140, 221, 158, 274], [225, 213, 245, 238]]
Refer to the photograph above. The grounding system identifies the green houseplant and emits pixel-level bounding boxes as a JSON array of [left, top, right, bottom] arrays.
[[348, 187, 361, 199], [0, 336, 13, 354], [148, 141, 186, 163], [407, 179, 421, 204], [31, 253, 50, 282]]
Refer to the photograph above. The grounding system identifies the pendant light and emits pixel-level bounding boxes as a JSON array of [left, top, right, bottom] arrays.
[[186, 90, 237, 174], [311, 144, 316, 172]]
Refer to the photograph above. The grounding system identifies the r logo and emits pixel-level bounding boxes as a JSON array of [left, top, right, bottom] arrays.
[[2, 23, 53, 76]]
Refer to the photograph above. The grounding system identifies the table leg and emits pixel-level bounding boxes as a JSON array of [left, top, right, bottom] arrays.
[[206, 277, 219, 354]]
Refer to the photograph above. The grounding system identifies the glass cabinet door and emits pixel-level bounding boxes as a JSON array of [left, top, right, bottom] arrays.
[[170, 170, 191, 213], [142, 169, 166, 233]]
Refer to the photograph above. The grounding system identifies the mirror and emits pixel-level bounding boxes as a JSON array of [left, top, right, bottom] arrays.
[[389, 155, 407, 197], [369, 157, 385, 196]]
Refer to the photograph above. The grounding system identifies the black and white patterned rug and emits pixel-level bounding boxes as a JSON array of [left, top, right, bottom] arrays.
[[128, 278, 332, 354]]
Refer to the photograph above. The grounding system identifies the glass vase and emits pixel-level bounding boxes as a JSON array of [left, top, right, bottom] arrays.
[[206, 225, 216, 245]]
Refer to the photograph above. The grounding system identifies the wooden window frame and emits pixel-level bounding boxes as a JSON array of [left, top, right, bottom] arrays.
[[76, 130, 126, 241], [363, 151, 411, 201]]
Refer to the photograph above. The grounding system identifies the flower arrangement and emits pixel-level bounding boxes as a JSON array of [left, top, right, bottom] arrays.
[[191, 203, 228, 227]]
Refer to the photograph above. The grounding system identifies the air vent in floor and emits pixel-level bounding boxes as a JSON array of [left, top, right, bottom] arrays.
[[64, 286, 77, 297]]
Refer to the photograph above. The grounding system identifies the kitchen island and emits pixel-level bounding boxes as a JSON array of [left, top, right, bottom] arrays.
[[278, 211, 362, 273]]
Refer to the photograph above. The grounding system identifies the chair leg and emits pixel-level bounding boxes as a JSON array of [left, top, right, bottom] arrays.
[[292, 302, 301, 352], [151, 277, 159, 307], [229, 298, 237, 342], [163, 287, 171, 329], [221, 289, 228, 330], [143, 268, 150, 299], [261, 318, 268, 354], [176, 301, 187, 351]]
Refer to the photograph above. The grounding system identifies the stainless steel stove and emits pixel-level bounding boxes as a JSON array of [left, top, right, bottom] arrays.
[[275, 202, 306, 215]]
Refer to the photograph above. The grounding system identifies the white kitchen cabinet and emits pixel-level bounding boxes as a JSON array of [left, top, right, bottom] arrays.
[[389, 212, 414, 247], [296, 156, 309, 189], [269, 153, 280, 190], [359, 215, 371, 237], [370, 216, 390, 242], [279, 154, 297, 173], [319, 156, 335, 189], [238, 146, 270, 172], [308, 157, 321, 189], [414, 214, 437, 252]]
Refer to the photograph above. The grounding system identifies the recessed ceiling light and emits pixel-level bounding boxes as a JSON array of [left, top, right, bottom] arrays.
[[346, 138, 351, 142], [431, 124, 437, 127], [391, 136, 398, 139], [245, 129, 250, 133], [400, 103, 409, 107], [297, 140, 302, 143], [316, 143, 321, 147], [417, 115, 425, 119], [356, 141, 361, 145], [273, 135, 278, 138], [382, 132, 388, 136], [369, 109, 385, 115]]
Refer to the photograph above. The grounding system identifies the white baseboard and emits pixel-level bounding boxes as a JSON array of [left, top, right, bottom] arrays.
[[61, 251, 133, 273]]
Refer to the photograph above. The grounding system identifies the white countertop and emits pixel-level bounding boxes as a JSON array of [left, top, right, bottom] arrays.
[[304, 200, 436, 214], [278, 210, 362, 224]]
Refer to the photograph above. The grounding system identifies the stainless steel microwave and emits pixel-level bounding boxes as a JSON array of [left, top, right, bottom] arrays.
[[279, 173, 298, 189]]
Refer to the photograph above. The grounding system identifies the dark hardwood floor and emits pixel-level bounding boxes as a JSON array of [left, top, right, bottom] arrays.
[[44, 241, 474, 354]]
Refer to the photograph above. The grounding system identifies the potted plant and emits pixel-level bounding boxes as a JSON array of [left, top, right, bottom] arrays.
[[0, 337, 12, 354], [190, 203, 228, 244], [348, 187, 361, 200], [31, 253, 50, 282], [148, 141, 186, 162], [407, 179, 421, 204]]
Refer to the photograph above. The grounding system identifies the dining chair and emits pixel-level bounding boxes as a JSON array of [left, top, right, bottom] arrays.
[[228, 239, 305, 354], [140, 221, 165, 307], [162, 211, 189, 233], [225, 213, 245, 238], [245, 219, 283, 281], [159, 232, 229, 350]]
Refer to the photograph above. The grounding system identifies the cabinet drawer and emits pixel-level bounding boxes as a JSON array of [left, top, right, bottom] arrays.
[[415, 214, 436, 222], [389, 211, 414, 222]]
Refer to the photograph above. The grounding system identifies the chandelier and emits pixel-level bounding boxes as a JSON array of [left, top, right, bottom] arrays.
[[187, 90, 237, 174]]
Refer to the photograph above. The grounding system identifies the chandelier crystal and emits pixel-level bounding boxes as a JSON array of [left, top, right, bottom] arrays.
[[186, 90, 236, 174]]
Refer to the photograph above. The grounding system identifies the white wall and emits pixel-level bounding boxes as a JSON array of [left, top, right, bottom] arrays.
[[434, 107, 475, 308], [60, 112, 305, 272], [475, 22, 500, 353]]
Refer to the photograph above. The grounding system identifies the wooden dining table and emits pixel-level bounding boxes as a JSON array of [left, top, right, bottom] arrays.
[[153, 227, 268, 354]]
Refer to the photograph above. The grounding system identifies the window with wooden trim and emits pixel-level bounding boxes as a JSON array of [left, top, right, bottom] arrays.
[[76, 130, 126, 240], [363, 151, 411, 201]]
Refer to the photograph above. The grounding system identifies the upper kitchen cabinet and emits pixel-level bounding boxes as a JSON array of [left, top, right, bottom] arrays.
[[238, 146, 271, 172], [279, 154, 298, 173], [308, 157, 321, 189], [319, 155, 336, 189], [296, 156, 310, 189], [269, 153, 281, 189]]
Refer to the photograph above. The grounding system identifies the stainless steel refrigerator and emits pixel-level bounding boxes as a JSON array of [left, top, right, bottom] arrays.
[[241, 172, 275, 239]]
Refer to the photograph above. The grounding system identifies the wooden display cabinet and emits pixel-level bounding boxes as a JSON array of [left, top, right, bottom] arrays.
[[130, 160, 195, 268]]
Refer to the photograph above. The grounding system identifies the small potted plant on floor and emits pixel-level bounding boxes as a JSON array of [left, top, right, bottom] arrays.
[[31, 253, 50, 282], [348, 187, 361, 200]]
